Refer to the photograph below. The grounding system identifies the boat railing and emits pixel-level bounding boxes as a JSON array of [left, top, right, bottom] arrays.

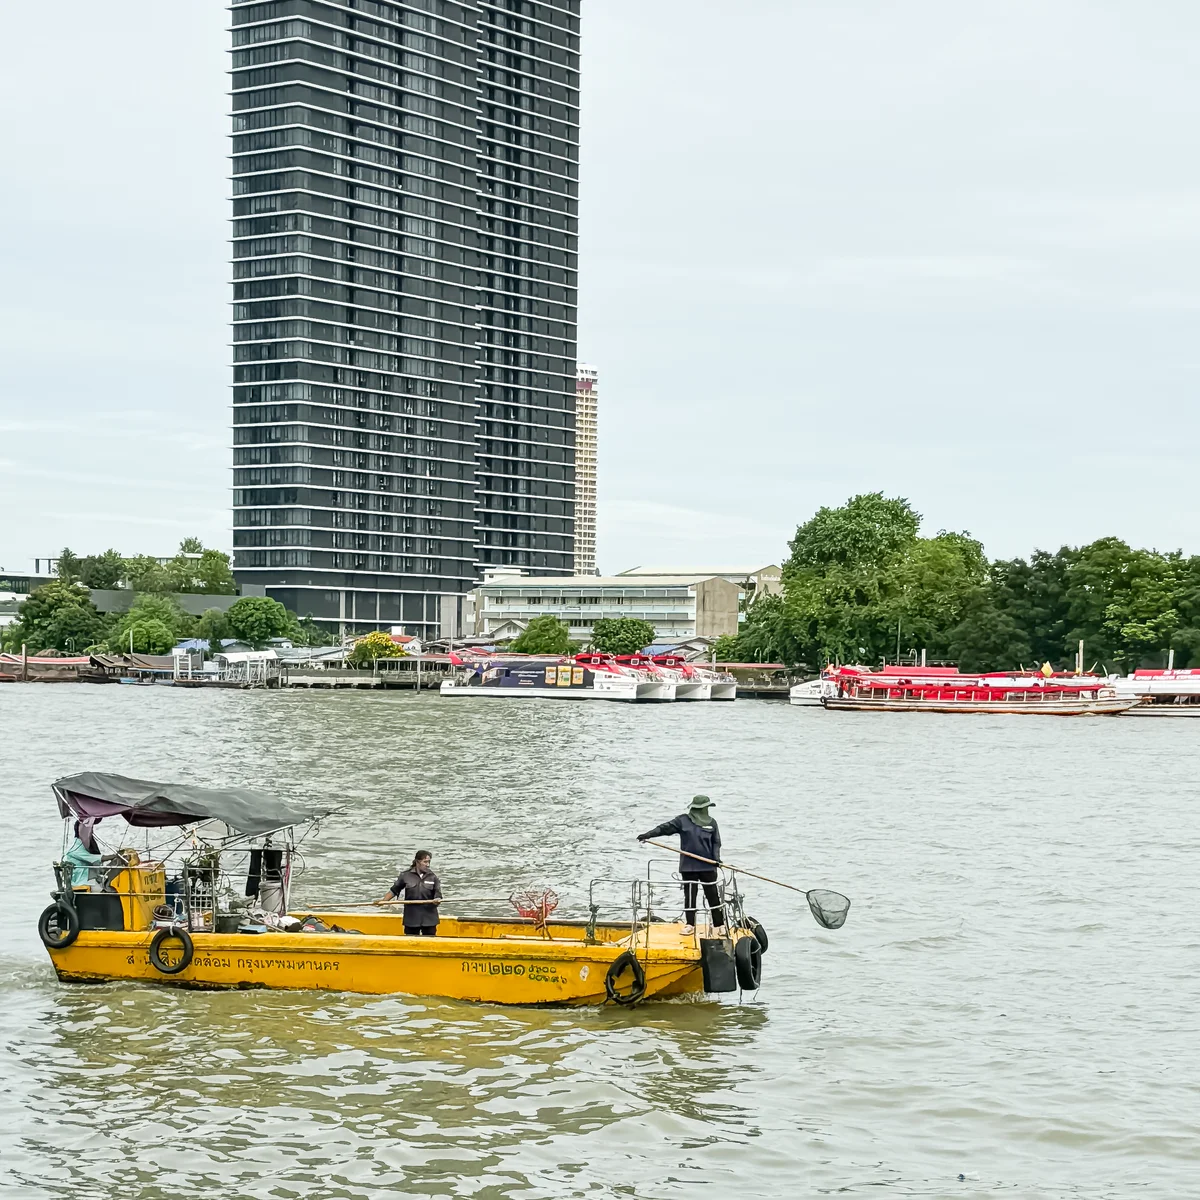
[[585, 868, 749, 950]]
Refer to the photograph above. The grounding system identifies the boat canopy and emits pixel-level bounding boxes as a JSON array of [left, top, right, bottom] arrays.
[[52, 771, 331, 837]]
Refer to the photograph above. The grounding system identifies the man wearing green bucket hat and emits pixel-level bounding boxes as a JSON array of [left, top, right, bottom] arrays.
[[638, 795, 726, 935]]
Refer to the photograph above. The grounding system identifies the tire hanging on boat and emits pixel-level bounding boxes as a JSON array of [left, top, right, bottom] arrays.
[[38, 902, 80, 949], [745, 916, 769, 954], [734, 935, 762, 990], [149, 927, 194, 975], [604, 950, 647, 1006]]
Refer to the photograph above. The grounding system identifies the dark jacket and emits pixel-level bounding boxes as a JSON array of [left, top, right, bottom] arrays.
[[640, 815, 722, 875], [391, 867, 442, 927]]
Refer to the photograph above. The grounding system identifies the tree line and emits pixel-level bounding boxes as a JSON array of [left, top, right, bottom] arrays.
[[0, 540, 334, 656], [713, 493, 1200, 673], [507, 615, 657, 656]]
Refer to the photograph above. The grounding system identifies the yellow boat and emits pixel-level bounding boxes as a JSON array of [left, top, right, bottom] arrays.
[[39, 773, 768, 1006]]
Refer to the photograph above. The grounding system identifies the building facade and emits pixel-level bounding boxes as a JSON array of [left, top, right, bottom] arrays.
[[229, 0, 580, 636], [472, 573, 741, 642], [573, 363, 597, 574]]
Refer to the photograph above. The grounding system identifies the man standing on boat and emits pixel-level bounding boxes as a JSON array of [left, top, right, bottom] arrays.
[[376, 850, 442, 936], [638, 796, 726, 936]]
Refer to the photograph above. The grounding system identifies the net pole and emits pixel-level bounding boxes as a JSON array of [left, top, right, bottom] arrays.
[[640, 838, 811, 896]]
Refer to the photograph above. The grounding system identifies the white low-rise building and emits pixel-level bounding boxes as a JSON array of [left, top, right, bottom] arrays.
[[473, 573, 742, 642]]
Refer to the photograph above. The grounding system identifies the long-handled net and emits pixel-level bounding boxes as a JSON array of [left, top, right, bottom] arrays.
[[639, 838, 851, 930], [807, 889, 851, 930]]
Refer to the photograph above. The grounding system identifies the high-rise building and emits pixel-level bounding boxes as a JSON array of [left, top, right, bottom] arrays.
[[573, 362, 597, 574], [229, 0, 580, 636]]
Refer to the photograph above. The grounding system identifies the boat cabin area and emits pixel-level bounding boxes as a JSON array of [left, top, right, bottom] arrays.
[[827, 665, 1110, 703]]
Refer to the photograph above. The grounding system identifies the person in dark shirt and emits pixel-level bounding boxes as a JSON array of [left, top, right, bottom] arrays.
[[376, 850, 442, 936], [638, 795, 726, 935]]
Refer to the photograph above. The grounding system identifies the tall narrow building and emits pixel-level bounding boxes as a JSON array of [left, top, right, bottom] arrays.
[[573, 363, 597, 574], [229, 0, 580, 636]]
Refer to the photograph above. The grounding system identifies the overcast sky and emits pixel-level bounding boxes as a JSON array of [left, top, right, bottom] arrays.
[[2, 2, 1199, 576]]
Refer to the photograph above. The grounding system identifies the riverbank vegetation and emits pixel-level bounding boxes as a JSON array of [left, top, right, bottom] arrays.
[[0, 541, 335, 656], [717, 493, 1200, 673], [506, 615, 657, 657], [54, 539, 237, 595]]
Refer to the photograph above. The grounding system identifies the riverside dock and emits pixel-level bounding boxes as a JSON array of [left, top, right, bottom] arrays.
[[283, 659, 453, 690]]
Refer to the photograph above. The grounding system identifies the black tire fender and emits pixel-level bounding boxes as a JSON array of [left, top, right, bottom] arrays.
[[734, 934, 762, 990], [745, 916, 769, 954], [38, 902, 80, 949], [149, 927, 194, 975], [605, 950, 647, 1006]]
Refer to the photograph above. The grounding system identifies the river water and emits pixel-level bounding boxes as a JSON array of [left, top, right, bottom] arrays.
[[0, 686, 1197, 1198]]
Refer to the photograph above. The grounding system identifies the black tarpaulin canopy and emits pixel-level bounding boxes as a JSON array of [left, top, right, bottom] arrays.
[[53, 771, 331, 838]]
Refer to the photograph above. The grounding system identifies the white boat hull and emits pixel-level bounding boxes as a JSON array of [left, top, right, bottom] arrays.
[[788, 681, 824, 706], [440, 679, 655, 702], [1119, 703, 1200, 717], [822, 696, 1138, 716], [674, 681, 712, 700], [709, 681, 737, 701]]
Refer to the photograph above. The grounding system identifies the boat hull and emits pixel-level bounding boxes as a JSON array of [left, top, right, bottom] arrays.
[[1119, 703, 1200, 717], [44, 914, 715, 1006], [708, 681, 737, 700], [439, 681, 654, 702], [822, 696, 1138, 716], [674, 681, 712, 700]]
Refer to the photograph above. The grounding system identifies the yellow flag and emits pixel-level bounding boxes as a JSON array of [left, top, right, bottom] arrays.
[[1040, 661, 1053, 677]]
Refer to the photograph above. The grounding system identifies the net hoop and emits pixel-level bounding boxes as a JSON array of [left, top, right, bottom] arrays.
[[807, 888, 850, 930]]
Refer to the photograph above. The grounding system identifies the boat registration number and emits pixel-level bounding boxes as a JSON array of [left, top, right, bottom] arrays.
[[460, 960, 566, 985]]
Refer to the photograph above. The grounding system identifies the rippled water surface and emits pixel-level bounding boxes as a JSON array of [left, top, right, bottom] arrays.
[[1, 686, 1198, 1198]]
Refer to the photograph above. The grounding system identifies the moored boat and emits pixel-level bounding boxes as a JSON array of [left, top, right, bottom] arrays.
[[38, 773, 770, 1005], [1110, 669, 1200, 716], [651, 653, 712, 700], [440, 654, 659, 701], [693, 666, 737, 700], [788, 679, 823, 706], [613, 654, 676, 700], [822, 665, 1138, 715]]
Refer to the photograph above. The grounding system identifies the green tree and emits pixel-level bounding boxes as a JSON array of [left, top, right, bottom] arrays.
[[122, 555, 172, 593], [772, 494, 985, 667], [2, 580, 107, 654], [227, 596, 292, 647], [590, 617, 657, 655], [56, 548, 83, 583], [123, 619, 176, 655], [1062, 538, 1182, 672], [509, 614, 573, 654], [110, 594, 189, 652], [194, 548, 236, 594], [79, 549, 124, 590], [163, 540, 236, 594], [293, 614, 336, 647], [785, 492, 921, 576], [946, 589, 1034, 672], [197, 607, 233, 655], [712, 634, 741, 662], [348, 630, 404, 666]]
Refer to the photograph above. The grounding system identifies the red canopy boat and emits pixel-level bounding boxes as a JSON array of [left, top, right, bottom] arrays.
[[821, 665, 1138, 716]]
